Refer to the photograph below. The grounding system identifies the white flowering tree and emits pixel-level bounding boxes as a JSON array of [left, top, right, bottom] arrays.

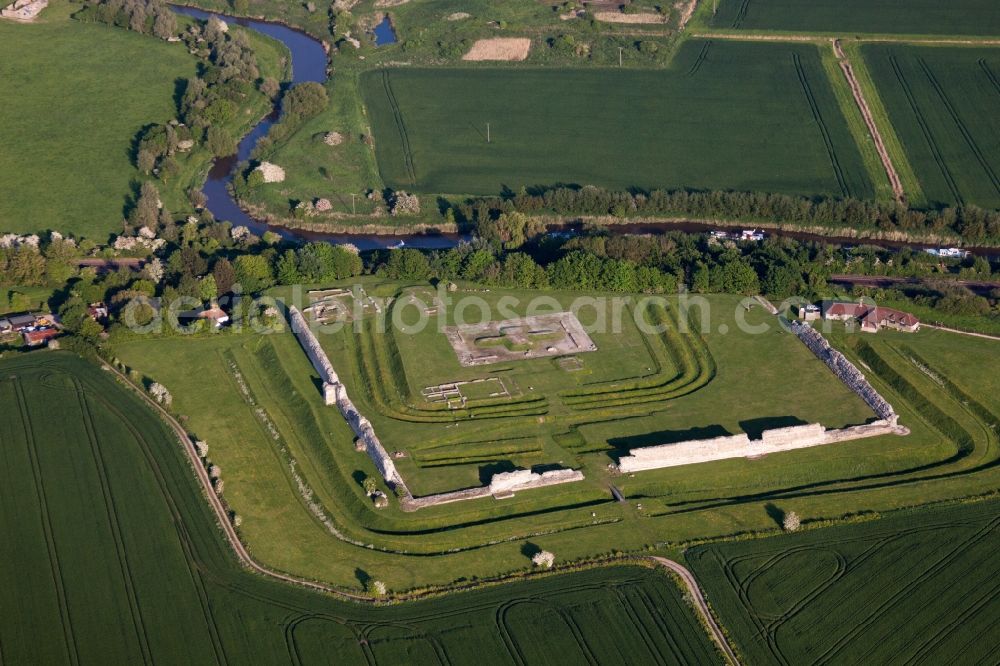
[[783, 511, 801, 532], [532, 551, 555, 568], [148, 382, 172, 406]]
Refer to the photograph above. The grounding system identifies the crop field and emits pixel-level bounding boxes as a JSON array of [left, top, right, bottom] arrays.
[[0, 2, 197, 240], [361, 39, 874, 200], [688, 498, 1000, 664], [861, 45, 1000, 209], [705, 0, 1000, 36], [0, 352, 720, 664]]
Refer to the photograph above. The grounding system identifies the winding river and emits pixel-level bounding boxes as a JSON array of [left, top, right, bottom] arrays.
[[171, 6, 998, 257]]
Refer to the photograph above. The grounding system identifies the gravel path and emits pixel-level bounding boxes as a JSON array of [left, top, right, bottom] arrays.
[[832, 39, 906, 204], [651, 556, 741, 665]]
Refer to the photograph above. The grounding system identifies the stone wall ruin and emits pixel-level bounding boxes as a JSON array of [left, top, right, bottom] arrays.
[[288, 306, 584, 510], [791, 321, 897, 424]]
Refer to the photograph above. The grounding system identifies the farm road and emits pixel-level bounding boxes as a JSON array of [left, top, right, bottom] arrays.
[[832, 39, 906, 204], [651, 557, 741, 665]]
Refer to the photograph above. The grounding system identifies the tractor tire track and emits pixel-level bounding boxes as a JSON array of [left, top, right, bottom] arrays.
[[75, 382, 154, 666], [793, 52, 851, 199], [381, 69, 417, 185], [888, 54, 963, 205], [918, 57, 1000, 196], [12, 378, 80, 666]]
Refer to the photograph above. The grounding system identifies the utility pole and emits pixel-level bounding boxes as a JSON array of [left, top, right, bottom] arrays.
[[486, 122, 490, 143], [351, 193, 356, 215]]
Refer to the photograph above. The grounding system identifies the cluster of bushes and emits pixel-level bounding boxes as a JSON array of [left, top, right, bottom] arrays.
[[78, 0, 177, 40], [453, 186, 1000, 245], [251, 82, 329, 156]]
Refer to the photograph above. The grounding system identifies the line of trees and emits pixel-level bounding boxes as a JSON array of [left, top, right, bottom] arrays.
[[451, 186, 1000, 245]]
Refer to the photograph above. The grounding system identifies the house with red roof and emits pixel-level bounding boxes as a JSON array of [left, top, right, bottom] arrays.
[[822, 300, 919, 333]]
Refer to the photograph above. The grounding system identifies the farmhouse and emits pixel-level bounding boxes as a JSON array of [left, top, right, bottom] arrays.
[[822, 300, 919, 333], [22, 327, 58, 346]]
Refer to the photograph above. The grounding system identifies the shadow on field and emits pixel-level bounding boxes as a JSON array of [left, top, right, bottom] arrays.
[[478, 460, 516, 484], [607, 425, 731, 457], [764, 502, 786, 528], [739, 416, 809, 439]]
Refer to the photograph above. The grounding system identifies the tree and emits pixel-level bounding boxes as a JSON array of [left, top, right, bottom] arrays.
[[259, 77, 280, 99], [213, 258, 237, 295], [137, 148, 156, 174], [275, 249, 301, 285], [531, 551, 555, 568], [152, 8, 176, 39], [362, 476, 378, 496], [198, 275, 218, 303], [129, 181, 161, 229], [383, 249, 430, 280], [233, 254, 274, 293], [282, 82, 329, 122], [206, 126, 236, 157], [783, 511, 801, 532]]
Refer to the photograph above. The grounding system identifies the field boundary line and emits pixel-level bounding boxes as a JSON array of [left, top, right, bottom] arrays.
[[921, 324, 1000, 341], [651, 557, 740, 665], [833, 40, 905, 204]]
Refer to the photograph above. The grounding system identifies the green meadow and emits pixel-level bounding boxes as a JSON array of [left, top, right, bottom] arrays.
[[0, 2, 196, 240]]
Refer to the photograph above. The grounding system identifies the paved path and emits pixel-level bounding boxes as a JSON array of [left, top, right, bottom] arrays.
[[651, 557, 741, 665], [832, 39, 906, 205]]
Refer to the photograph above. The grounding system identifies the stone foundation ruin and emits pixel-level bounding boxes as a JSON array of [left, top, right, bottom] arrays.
[[1, 0, 47, 20], [445, 312, 597, 367], [288, 306, 584, 510]]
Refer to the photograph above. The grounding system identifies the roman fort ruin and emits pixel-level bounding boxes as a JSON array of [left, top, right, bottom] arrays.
[[288, 306, 585, 511]]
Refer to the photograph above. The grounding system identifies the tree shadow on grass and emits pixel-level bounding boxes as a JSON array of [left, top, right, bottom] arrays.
[[764, 502, 785, 528]]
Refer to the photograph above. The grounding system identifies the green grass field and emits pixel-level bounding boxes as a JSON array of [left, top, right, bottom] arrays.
[[0, 2, 197, 240], [688, 498, 1000, 664], [861, 45, 1000, 210], [111, 280, 1000, 592], [0, 352, 719, 664], [706, 0, 1000, 36], [361, 39, 874, 200]]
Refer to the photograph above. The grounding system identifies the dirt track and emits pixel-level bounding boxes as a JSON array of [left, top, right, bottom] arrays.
[[651, 556, 741, 665], [832, 39, 906, 204]]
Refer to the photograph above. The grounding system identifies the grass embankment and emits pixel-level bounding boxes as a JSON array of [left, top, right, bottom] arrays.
[[0, 352, 719, 663], [111, 282, 981, 590]]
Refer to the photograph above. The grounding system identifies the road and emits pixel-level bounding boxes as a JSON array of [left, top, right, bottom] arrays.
[[651, 557, 741, 665]]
